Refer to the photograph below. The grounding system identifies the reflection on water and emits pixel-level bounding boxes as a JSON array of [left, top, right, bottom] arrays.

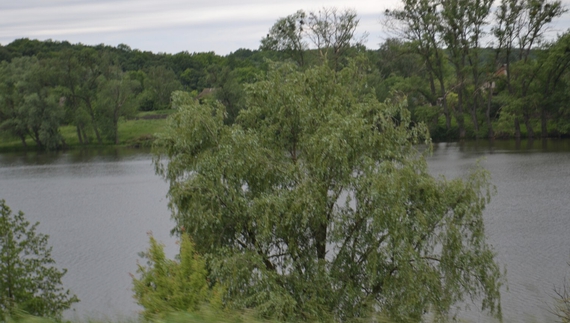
[[0, 141, 569, 322], [0, 147, 152, 168], [433, 138, 570, 155]]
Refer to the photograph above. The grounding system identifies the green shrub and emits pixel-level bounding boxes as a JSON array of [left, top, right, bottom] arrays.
[[0, 200, 78, 321], [132, 234, 209, 320]]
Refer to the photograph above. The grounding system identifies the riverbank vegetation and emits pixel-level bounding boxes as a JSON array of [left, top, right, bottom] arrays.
[[0, 109, 171, 152], [2, 0, 570, 151]]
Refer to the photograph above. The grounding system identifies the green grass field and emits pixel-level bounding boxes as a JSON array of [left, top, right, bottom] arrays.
[[0, 110, 174, 152]]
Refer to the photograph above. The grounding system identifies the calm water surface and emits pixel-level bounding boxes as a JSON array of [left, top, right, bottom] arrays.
[[0, 148, 176, 320], [0, 140, 569, 322], [429, 139, 570, 323]]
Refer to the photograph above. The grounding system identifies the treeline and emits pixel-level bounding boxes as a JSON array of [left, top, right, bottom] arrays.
[[263, 1, 570, 140], [383, 0, 570, 140], [2, 0, 570, 150], [0, 38, 274, 150]]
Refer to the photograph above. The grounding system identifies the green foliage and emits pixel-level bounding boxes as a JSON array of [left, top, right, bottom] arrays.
[[0, 57, 65, 150], [1, 311, 57, 323], [154, 61, 503, 322], [210, 67, 253, 125], [3, 1, 570, 146], [139, 66, 182, 111], [132, 234, 208, 320], [375, 39, 423, 80], [95, 70, 141, 144], [260, 10, 307, 67], [385, 0, 570, 139], [261, 7, 365, 70], [0, 200, 78, 320]]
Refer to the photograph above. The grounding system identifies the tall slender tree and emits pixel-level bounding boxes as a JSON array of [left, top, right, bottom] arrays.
[[493, 0, 566, 138], [261, 10, 308, 67], [261, 7, 366, 70], [96, 67, 140, 144]]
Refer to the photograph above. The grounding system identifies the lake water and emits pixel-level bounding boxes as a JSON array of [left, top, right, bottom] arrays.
[[0, 148, 177, 320], [429, 139, 570, 323], [0, 140, 569, 322]]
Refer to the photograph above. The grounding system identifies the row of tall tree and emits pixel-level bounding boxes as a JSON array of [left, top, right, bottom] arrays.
[[383, 0, 570, 139], [0, 49, 183, 148], [0, 41, 272, 149], [2, 0, 570, 149]]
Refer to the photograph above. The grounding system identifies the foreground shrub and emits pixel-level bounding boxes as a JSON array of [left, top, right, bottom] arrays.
[[0, 200, 78, 320], [132, 234, 208, 320]]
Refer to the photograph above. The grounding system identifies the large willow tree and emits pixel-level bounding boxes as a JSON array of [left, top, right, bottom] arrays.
[[154, 61, 502, 322]]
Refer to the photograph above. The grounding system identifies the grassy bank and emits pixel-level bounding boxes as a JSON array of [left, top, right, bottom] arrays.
[[0, 110, 173, 152]]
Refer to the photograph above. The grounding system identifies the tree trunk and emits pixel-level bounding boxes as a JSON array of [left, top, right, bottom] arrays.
[[85, 100, 102, 144], [6, 257, 13, 299], [486, 89, 494, 139], [443, 107, 451, 130], [471, 97, 479, 138], [315, 223, 327, 260], [114, 120, 119, 145], [82, 127, 90, 144], [32, 130, 43, 149], [444, 102, 452, 131], [524, 113, 534, 139], [114, 107, 120, 145], [93, 120, 102, 144], [438, 80, 451, 130], [428, 71, 436, 100], [76, 125, 84, 145], [514, 117, 521, 139], [541, 107, 548, 138], [457, 89, 466, 139], [20, 135, 27, 149]]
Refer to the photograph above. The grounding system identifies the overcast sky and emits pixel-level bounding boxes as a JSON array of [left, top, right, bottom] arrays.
[[2, 0, 570, 56]]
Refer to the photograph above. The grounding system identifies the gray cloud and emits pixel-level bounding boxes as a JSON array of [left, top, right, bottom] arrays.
[[2, 0, 569, 55], [0, 0, 390, 54]]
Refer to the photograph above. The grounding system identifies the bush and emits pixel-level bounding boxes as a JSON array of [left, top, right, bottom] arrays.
[[0, 200, 78, 320], [132, 234, 209, 320]]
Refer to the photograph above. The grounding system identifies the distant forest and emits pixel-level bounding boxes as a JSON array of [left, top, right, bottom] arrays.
[[2, 2, 570, 150]]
